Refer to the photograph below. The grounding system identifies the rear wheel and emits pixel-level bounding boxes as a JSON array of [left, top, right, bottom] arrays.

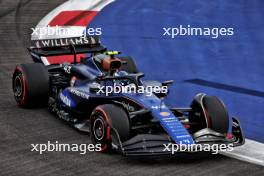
[[12, 63, 49, 107], [90, 104, 130, 152]]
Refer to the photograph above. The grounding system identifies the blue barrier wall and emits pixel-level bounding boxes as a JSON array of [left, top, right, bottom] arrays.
[[89, 0, 264, 142]]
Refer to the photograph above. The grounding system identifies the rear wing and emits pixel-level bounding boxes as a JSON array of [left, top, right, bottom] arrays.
[[28, 36, 106, 65], [29, 36, 106, 57]]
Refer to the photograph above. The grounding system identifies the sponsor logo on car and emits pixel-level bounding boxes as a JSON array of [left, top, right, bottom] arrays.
[[160, 111, 170, 117], [59, 93, 71, 107], [32, 36, 100, 48], [70, 88, 90, 99], [151, 104, 167, 109]]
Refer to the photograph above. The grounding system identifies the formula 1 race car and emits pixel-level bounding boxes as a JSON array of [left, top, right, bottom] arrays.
[[12, 36, 244, 156]]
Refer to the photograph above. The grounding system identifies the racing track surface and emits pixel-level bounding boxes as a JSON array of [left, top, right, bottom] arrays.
[[0, 0, 263, 175]]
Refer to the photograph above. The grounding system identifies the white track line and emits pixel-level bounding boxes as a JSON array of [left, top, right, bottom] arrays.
[[220, 139, 264, 166]]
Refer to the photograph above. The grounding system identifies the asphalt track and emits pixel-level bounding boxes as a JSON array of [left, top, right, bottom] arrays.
[[0, 0, 263, 175]]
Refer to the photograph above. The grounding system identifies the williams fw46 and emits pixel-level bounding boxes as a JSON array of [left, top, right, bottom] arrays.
[[12, 36, 244, 156]]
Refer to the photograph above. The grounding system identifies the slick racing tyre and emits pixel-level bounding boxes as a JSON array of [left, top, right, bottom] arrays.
[[203, 96, 229, 134], [12, 63, 49, 108], [90, 104, 130, 152], [190, 94, 229, 134]]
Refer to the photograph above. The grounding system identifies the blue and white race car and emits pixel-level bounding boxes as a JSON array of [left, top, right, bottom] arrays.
[[12, 36, 244, 156]]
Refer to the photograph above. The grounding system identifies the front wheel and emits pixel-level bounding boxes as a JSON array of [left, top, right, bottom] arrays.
[[190, 94, 229, 134], [90, 104, 130, 152], [203, 95, 229, 134]]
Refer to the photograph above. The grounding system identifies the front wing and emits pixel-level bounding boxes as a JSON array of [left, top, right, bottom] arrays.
[[111, 117, 245, 156]]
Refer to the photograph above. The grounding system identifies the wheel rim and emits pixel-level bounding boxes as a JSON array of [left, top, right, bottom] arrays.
[[14, 74, 23, 97], [93, 116, 106, 141]]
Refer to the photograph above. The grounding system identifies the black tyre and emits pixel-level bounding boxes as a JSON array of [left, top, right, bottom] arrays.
[[12, 63, 49, 107], [203, 96, 229, 134], [90, 104, 130, 152], [119, 56, 139, 73]]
